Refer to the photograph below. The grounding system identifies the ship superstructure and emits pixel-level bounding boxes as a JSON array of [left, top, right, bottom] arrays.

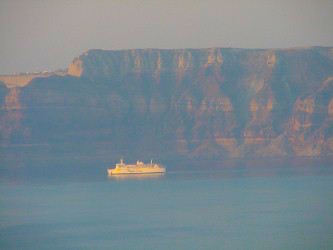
[[107, 158, 166, 175]]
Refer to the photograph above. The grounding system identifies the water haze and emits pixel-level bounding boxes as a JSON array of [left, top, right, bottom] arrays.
[[1, 157, 333, 249]]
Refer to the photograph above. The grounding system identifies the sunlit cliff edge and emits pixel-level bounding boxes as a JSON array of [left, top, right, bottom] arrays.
[[0, 47, 333, 159]]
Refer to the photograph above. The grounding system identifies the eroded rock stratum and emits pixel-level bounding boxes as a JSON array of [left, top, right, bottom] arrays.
[[1, 47, 332, 158]]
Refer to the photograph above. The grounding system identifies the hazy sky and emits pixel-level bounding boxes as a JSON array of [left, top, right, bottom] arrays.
[[1, 0, 333, 74]]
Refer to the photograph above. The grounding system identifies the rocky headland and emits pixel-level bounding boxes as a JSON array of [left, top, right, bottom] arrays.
[[1, 47, 333, 161]]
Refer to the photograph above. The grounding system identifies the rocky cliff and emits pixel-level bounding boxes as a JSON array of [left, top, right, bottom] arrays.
[[1, 47, 333, 159]]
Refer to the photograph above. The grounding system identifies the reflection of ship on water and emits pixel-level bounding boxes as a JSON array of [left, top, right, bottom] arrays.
[[107, 158, 166, 176]]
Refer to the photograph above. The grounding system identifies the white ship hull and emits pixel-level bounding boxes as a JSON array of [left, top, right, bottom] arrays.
[[108, 167, 165, 175]]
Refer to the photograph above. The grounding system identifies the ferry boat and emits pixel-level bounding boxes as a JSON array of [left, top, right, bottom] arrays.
[[107, 158, 166, 175]]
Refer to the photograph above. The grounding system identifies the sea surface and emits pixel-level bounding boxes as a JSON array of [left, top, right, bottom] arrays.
[[1, 158, 333, 249]]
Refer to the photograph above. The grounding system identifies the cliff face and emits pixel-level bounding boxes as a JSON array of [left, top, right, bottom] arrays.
[[1, 47, 333, 159]]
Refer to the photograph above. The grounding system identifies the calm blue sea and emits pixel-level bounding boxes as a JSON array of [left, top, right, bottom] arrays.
[[1, 159, 333, 249]]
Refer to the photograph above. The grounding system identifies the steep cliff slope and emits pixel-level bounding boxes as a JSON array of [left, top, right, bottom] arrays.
[[1, 47, 332, 159]]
